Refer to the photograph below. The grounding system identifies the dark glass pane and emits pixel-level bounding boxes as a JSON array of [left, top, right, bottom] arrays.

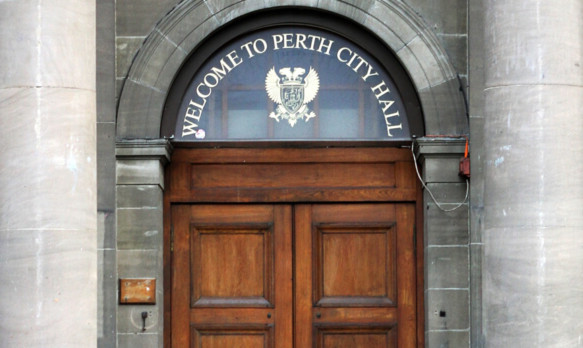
[[319, 90, 359, 139], [227, 91, 268, 139]]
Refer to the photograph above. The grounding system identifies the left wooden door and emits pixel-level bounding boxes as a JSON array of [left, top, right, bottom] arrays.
[[171, 204, 293, 348]]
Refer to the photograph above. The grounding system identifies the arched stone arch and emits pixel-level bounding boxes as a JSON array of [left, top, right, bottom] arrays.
[[116, 0, 467, 139]]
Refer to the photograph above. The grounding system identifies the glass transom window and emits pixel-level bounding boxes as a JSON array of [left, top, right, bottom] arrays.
[[173, 27, 412, 142]]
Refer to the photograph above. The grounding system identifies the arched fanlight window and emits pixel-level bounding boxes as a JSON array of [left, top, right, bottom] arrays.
[[162, 9, 424, 143]]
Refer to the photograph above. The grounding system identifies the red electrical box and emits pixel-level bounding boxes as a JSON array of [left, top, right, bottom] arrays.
[[459, 157, 470, 178]]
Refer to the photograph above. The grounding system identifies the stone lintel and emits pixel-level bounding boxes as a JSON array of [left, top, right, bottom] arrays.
[[415, 137, 466, 158], [415, 137, 467, 184], [116, 139, 173, 165]]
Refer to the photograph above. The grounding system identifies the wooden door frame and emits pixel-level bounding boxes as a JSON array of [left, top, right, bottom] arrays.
[[163, 145, 424, 347]]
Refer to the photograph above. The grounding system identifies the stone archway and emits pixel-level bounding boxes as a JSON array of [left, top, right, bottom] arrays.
[[116, 0, 467, 139]]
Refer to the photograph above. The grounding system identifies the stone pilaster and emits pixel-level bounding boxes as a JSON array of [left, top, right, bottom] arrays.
[[116, 140, 172, 348], [0, 1, 97, 347], [482, 0, 583, 346], [416, 138, 470, 348]]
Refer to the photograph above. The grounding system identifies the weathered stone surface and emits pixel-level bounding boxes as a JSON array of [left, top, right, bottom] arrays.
[[484, 227, 583, 346], [423, 157, 465, 183], [417, 78, 468, 135], [426, 246, 469, 289], [469, 243, 483, 347], [116, 37, 146, 79], [405, 0, 467, 34], [0, 229, 97, 346], [97, 0, 116, 123], [425, 203, 469, 246], [97, 122, 116, 211], [468, 0, 485, 117], [0, 1, 97, 346], [98, 210, 116, 250], [426, 330, 470, 348], [117, 159, 164, 187], [483, 0, 583, 345], [403, 36, 452, 88], [0, 1, 95, 90], [426, 289, 469, 330], [98, 249, 117, 348], [484, 0, 583, 88], [117, 208, 163, 250], [116, 0, 178, 36], [116, 80, 166, 139], [467, 1, 485, 341], [425, 183, 468, 203], [117, 185, 163, 209], [484, 85, 583, 228], [118, 333, 159, 348], [469, 116, 484, 245], [0, 88, 96, 231], [437, 34, 468, 74], [118, 305, 161, 334], [118, 250, 160, 278]]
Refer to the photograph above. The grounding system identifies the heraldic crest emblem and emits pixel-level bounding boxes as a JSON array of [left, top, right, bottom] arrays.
[[265, 66, 320, 127]]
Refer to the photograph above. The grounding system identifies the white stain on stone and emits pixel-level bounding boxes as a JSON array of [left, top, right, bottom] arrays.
[[144, 230, 158, 237], [494, 157, 505, 167], [66, 144, 79, 192], [35, 89, 42, 144], [35, 0, 43, 146], [36, 0, 42, 86], [35, 235, 44, 320]]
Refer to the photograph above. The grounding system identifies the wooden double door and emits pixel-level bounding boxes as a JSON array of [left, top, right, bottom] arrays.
[[167, 148, 420, 347]]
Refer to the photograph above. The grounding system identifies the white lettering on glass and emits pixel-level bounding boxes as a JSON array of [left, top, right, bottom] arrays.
[[181, 32, 404, 138]]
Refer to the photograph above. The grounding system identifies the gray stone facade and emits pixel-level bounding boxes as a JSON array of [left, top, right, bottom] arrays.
[[2, 0, 581, 347], [108, 1, 471, 347]]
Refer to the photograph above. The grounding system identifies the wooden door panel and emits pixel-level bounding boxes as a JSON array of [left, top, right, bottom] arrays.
[[193, 328, 273, 348], [168, 148, 417, 203], [192, 224, 273, 307], [314, 224, 396, 307], [172, 204, 292, 348], [316, 327, 397, 348], [296, 204, 416, 348], [191, 163, 395, 189]]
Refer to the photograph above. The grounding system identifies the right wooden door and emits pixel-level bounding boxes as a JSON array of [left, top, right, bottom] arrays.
[[294, 204, 416, 348]]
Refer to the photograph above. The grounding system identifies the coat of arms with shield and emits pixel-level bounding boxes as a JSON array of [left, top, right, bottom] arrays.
[[265, 67, 320, 127]]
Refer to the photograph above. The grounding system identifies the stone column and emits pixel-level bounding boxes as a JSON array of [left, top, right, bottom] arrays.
[[482, 0, 583, 346], [0, 1, 97, 347]]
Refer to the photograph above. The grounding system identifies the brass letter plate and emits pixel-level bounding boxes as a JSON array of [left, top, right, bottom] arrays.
[[119, 278, 156, 304]]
